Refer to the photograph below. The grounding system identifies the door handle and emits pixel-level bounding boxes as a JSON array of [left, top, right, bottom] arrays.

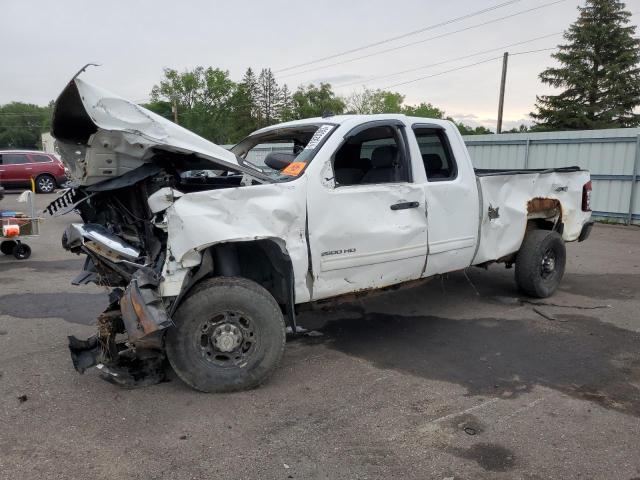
[[390, 201, 419, 210]]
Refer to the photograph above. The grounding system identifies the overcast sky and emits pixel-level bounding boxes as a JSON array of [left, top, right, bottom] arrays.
[[1, 0, 638, 130]]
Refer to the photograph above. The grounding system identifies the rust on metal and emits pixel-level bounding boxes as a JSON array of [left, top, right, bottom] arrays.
[[527, 197, 561, 215]]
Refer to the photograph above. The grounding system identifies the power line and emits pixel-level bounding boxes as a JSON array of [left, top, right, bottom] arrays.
[[381, 47, 557, 90], [335, 32, 562, 88], [274, 0, 526, 73], [510, 47, 558, 56], [277, 0, 570, 79]]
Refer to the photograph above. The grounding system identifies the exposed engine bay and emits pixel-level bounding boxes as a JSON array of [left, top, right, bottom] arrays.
[[52, 153, 247, 385]]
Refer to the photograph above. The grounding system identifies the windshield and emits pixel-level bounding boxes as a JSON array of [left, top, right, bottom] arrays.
[[231, 123, 335, 182]]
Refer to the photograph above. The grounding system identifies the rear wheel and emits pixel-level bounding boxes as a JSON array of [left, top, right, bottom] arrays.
[[12, 243, 31, 260], [165, 277, 286, 393], [1, 240, 16, 255], [35, 174, 56, 193], [515, 229, 566, 298]]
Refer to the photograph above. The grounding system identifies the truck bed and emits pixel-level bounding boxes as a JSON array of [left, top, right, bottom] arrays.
[[474, 166, 583, 176], [472, 166, 591, 266]]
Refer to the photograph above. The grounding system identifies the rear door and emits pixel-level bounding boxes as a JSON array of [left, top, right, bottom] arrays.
[[0, 153, 30, 185], [307, 120, 428, 300]]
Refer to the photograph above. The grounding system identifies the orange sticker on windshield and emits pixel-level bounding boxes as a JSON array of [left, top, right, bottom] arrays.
[[282, 162, 306, 176]]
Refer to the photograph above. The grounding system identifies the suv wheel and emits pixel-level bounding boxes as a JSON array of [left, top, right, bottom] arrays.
[[35, 174, 56, 193]]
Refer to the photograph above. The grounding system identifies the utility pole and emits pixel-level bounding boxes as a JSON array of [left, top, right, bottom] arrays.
[[171, 99, 179, 124], [496, 51, 509, 134]]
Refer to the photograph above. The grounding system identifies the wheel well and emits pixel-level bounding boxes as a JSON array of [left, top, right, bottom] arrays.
[[526, 197, 563, 233], [206, 240, 293, 306], [170, 240, 296, 331]]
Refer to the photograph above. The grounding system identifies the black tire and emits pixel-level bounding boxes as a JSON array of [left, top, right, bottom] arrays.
[[12, 243, 31, 260], [1, 240, 16, 255], [35, 174, 56, 193], [515, 229, 566, 298], [165, 277, 286, 393]]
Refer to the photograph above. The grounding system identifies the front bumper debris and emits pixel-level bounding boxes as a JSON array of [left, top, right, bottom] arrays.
[[68, 274, 172, 387], [120, 269, 173, 342]]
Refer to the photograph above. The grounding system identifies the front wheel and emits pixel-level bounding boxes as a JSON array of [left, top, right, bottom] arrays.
[[1, 240, 16, 255], [515, 229, 566, 298], [165, 277, 286, 393]]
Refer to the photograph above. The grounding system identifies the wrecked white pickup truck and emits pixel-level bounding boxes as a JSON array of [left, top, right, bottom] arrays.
[[47, 76, 593, 392]]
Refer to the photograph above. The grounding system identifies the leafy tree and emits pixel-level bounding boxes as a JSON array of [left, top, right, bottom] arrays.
[[291, 83, 346, 119], [227, 83, 257, 141], [505, 124, 530, 133], [402, 102, 446, 118], [347, 88, 404, 114], [454, 122, 493, 135], [149, 66, 237, 143], [0, 102, 53, 149], [256, 68, 281, 127], [531, 0, 640, 130]]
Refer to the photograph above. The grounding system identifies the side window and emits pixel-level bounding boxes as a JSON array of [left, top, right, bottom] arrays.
[[2, 154, 29, 165], [333, 125, 408, 186], [30, 154, 52, 163], [413, 127, 457, 181]]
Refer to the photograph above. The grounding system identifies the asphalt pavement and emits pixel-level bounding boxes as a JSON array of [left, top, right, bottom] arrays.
[[1, 191, 639, 480]]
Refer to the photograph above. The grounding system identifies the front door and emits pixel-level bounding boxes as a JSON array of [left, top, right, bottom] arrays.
[[307, 121, 428, 301]]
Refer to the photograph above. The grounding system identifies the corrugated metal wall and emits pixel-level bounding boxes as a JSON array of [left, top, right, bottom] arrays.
[[463, 128, 640, 225]]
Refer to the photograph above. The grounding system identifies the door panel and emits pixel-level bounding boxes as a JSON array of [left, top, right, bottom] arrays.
[[308, 180, 428, 300], [0, 153, 30, 184]]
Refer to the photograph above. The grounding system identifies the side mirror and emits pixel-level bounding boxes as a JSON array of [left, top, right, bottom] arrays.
[[264, 152, 296, 171]]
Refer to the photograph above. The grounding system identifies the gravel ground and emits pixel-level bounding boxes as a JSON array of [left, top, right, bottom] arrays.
[[1, 191, 639, 480]]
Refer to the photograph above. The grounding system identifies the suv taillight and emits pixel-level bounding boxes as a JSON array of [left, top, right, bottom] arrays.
[[582, 180, 592, 212]]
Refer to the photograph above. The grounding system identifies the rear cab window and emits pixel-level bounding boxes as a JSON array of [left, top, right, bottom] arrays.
[[412, 127, 458, 182]]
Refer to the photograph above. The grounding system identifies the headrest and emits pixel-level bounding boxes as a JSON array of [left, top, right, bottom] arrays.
[[264, 152, 296, 171], [422, 153, 443, 172], [370, 145, 397, 168]]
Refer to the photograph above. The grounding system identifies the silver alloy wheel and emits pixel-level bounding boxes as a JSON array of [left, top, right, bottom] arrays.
[[37, 176, 55, 193]]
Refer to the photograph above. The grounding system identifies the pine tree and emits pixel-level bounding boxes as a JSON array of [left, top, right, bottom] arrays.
[[240, 68, 259, 119], [531, 0, 640, 130], [278, 84, 295, 121], [256, 68, 281, 127]]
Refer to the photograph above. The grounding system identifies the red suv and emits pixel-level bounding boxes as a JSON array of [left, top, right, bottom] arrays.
[[0, 150, 67, 193]]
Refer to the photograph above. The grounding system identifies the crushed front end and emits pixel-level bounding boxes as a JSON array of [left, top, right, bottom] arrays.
[[47, 73, 265, 386], [55, 183, 175, 386]]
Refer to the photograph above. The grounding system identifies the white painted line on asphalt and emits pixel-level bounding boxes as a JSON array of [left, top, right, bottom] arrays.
[[423, 397, 501, 427]]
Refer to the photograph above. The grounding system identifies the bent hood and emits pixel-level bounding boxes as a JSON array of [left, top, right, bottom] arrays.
[[51, 76, 266, 186]]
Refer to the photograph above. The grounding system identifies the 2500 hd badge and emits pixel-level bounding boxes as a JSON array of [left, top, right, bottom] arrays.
[[321, 248, 357, 257]]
